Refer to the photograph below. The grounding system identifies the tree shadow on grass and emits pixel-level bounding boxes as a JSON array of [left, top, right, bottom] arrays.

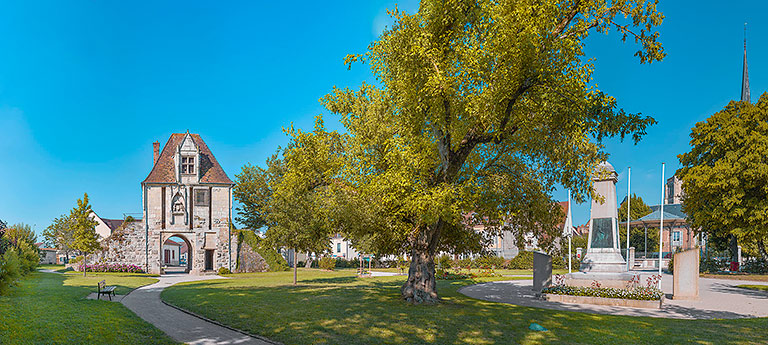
[[163, 276, 768, 345]]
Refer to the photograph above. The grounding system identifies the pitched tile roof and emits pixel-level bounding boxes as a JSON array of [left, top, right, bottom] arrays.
[[102, 218, 125, 231], [143, 133, 233, 185]]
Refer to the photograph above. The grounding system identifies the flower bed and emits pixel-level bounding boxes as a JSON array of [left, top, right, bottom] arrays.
[[541, 285, 663, 301], [77, 263, 144, 273]]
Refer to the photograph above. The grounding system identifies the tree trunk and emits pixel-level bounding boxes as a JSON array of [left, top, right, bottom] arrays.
[[401, 222, 442, 304], [730, 235, 739, 264], [293, 249, 298, 285], [83, 253, 87, 277], [758, 238, 768, 262]]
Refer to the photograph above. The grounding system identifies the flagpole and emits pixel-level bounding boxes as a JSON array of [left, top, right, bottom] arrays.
[[627, 167, 631, 271], [658, 163, 665, 289], [565, 190, 573, 274]]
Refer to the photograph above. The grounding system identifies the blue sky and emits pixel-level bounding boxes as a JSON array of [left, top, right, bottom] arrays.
[[0, 1, 764, 237]]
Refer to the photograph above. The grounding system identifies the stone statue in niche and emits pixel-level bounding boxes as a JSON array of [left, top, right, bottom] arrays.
[[173, 201, 185, 214]]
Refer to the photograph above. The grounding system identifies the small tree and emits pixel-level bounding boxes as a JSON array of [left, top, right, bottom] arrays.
[[43, 215, 75, 261], [69, 193, 100, 277]]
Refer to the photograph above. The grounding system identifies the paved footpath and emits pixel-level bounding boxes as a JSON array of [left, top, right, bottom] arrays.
[[459, 273, 768, 319], [121, 274, 276, 345]]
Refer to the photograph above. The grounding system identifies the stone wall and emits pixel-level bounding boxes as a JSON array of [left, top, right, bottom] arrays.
[[94, 221, 147, 268], [234, 239, 268, 273]]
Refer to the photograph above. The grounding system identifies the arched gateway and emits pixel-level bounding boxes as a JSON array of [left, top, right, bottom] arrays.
[[141, 132, 235, 274]]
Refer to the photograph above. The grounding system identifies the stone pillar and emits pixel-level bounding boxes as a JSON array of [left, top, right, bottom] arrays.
[[533, 251, 552, 292], [580, 161, 627, 273], [673, 249, 699, 299], [628, 247, 635, 269]]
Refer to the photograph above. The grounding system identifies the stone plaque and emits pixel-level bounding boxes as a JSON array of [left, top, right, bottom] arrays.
[[591, 218, 613, 248], [533, 251, 552, 292]]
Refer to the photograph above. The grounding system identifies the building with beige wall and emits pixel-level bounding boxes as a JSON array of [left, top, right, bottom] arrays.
[[140, 132, 235, 274]]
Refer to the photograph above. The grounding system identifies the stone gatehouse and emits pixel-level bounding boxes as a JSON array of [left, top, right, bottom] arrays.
[[98, 132, 236, 275]]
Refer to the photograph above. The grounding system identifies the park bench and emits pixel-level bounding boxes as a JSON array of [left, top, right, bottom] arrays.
[[97, 280, 116, 301]]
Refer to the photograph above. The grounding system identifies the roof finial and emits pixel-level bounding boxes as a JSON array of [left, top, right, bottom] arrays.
[[741, 23, 751, 103]]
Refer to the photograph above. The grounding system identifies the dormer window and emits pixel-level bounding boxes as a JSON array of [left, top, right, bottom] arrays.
[[181, 156, 195, 175]]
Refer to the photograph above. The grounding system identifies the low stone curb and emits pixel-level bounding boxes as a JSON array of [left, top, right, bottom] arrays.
[[541, 293, 664, 309], [160, 299, 283, 345]]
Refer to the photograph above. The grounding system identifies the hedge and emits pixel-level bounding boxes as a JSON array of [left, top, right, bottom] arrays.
[[238, 230, 289, 272]]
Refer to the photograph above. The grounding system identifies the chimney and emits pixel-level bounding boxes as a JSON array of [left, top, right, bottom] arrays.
[[153, 141, 160, 165]]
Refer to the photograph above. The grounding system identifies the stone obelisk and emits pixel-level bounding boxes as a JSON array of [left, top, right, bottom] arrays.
[[579, 161, 628, 273]]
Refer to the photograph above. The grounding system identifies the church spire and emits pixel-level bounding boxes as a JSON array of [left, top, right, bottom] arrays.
[[741, 23, 751, 103]]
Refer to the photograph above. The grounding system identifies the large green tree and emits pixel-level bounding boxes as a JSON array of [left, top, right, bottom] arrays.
[[678, 94, 768, 261], [69, 193, 100, 277], [321, 0, 663, 303]]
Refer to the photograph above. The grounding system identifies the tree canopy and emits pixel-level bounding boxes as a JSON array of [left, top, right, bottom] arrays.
[[678, 93, 768, 261], [617, 194, 657, 254], [318, 0, 663, 303], [43, 214, 75, 255]]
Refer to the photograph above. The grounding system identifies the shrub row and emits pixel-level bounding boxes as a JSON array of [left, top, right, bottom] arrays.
[[436, 251, 570, 270]]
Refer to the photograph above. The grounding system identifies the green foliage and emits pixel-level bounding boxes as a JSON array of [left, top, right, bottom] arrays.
[[319, 257, 336, 271], [238, 230, 288, 272], [678, 94, 768, 261], [742, 258, 768, 274], [0, 249, 22, 295], [69, 193, 100, 276], [507, 251, 535, 269], [233, 154, 283, 230], [3, 224, 36, 248], [473, 255, 505, 269], [456, 257, 473, 269], [69, 255, 84, 265], [618, 194, 653, 222], [319, 0, 663, 301], [43, 215, 75, 254], [3, 224, 39, 275], [218, 267, 231, 275], [436, 254, 453, 269]]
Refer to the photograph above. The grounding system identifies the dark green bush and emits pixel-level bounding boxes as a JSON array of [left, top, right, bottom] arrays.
[[319, 257, 336, 270], [0, 249, 22, 295], [507, 251, 534, 269], [743, 258, 768, 274], [436, 254, 453, 269], [457, 257, 473, 269], [217, 267, 231, 275]]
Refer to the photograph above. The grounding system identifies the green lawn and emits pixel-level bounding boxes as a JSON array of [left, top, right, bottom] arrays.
[[737, 284, 768, 292], [0, 271, 177, 344], [162, 269, 768, 345], [370, 268, 568, 276]]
